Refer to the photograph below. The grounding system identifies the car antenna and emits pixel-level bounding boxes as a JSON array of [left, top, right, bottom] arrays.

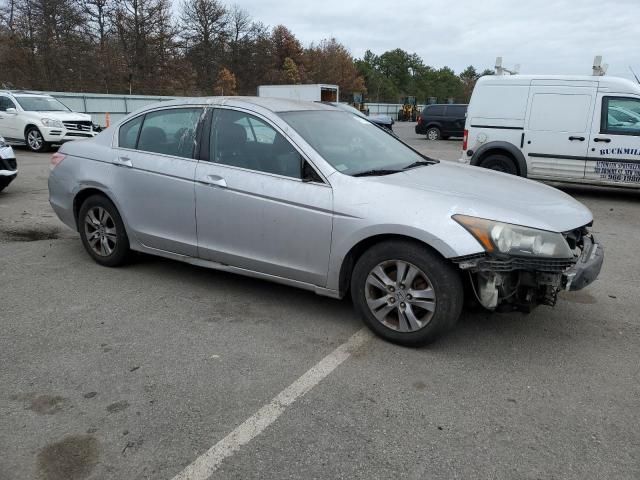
[[629, 66, 640, 84]]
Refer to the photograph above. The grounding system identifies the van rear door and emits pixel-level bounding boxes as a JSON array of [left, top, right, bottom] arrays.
[[585, 94, 640, 187], [523, 84, 596, 181]]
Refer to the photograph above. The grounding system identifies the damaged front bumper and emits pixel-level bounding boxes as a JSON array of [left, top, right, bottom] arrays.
[[453, 233, 604, 312]]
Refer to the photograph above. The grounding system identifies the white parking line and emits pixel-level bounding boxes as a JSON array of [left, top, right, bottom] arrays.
[[171, 327, 372, 480]]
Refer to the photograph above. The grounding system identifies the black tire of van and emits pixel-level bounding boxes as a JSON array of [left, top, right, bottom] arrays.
[[479, 154, 518, 175]]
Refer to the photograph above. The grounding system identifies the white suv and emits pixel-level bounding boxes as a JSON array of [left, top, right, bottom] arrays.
[[0, 91, 97, 152]]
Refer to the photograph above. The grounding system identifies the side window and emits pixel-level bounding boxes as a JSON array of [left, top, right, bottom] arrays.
[[528, 93, 591, 132], [0, 96, 16, 112], [447, 105, 466, 118], [211, 109, 302, 179], [118, 115, 143, 149], [602, 97, 640, 136], [427, 105, 445, 116], [137, 108, 203, 158]]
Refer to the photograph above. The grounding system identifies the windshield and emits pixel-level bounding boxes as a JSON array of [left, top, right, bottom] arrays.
[[280, 110, 429, 176], [15, 96, 70, 112]]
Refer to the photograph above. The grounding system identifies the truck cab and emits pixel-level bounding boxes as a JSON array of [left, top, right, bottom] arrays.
[[462, 75, 640, 188]]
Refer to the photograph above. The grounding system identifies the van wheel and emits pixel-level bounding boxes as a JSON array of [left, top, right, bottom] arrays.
[[426, 127, 441, 141], [350, 240, 463, 347], [479, 154, 518, 175]]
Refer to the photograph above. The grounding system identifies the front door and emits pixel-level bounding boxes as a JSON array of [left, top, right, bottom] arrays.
[[195, 108, 333, 286], [585, 95, 640, 187], [110, 107, 204, 255], [523, 85, 596, 180], [0, 96, 19, 141]]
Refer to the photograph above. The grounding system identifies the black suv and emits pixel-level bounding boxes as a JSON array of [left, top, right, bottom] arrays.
[[415, 104, 467, 140]]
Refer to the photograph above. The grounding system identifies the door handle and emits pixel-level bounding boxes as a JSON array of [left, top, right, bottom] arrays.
[[593, 138, 611, 143], [114, 156, 133, 167], [568, 136, 585, 141], [203, 174, 227, 188]]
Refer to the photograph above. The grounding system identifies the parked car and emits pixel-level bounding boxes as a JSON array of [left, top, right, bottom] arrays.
[[462, 75, 640, 188], [0, 136, 17, 192], [415, 104, 467, 140], [0, 90, 97, 152], [326, 102, 394, 131], [49, 98, 603, 346]]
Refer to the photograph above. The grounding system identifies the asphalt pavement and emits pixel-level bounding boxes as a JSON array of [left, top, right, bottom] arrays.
[[1, 123, 639, 480]]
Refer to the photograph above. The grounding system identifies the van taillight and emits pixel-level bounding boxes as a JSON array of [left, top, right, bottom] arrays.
[[50, 152, 66, 170], [417, 115, 423, 125], [462, 129, 468, 151]]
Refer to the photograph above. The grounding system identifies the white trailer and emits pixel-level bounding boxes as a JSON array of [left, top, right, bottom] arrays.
[[257, 84, 339, 102]]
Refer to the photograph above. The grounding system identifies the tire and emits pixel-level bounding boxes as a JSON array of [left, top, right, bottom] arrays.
[[0, 175, 16, 193], [25, 126, 50, 152], [78, 194, 130, 267], [479, 154, 518, 175], [350, 240, 464, 347], [426, 127, 441, 141]]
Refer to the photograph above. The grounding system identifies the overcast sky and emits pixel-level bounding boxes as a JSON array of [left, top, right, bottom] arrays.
[[230, 0, 640, 79]]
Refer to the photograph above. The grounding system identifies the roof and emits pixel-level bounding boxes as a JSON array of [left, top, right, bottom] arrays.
[[137, 96, 337, 114], [476, 75, 640, 94]]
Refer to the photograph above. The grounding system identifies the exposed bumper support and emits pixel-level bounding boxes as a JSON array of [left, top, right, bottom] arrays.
[[563, 235, 604, 291]]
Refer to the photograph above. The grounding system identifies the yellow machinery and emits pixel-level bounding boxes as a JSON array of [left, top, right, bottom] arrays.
[[397, 96, 418, 122], [351, 92, 370, 115]]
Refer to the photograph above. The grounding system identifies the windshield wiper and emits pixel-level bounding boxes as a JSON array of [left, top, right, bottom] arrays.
[[403, 159, 438, 170], [352, 169, 403, 177]]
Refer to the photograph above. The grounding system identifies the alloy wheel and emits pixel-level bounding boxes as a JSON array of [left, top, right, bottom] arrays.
[[84, 206, 117, 256], [427, 129, 439, 141], [27, 130, 43, 150], [364, 260, 436, 332]]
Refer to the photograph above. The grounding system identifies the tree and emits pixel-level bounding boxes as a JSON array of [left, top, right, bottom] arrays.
[[282, 57, 300, 84], [213, 67, 236, 95], [304, 38, 365, 100], [180, 0, 227, 93]]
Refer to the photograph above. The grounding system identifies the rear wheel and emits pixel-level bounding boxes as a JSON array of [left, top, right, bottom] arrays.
[[78, 195, 130, 267], [25, 127, 50, 153], [426, 127, 441, 141], [479, 154, 518, 175], [351, 240, 463, 347]]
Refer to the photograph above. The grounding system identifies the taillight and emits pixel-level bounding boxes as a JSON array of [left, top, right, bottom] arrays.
[[417, 115, 423, 125], [50, 152, 66, 170], [462, 129, 468, 151]]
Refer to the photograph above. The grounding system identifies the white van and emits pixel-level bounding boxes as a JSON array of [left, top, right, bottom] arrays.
[[461, 75, 640, 188]]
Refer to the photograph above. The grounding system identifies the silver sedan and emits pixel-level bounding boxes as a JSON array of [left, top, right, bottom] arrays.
[[48, 97, 603, 346]]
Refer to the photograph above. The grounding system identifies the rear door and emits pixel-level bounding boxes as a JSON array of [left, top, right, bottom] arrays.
[[523, 85, 596, 180], [444, 105, 466, 136], [585, 95, 640, 187], [111, 106, 204, 255]]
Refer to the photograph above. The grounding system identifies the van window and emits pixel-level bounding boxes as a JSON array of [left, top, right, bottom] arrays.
[[426, 105, 445, 116], [447, 105, 466, 118], [602, 97, 640, 136], [528, 94, 591, 132]]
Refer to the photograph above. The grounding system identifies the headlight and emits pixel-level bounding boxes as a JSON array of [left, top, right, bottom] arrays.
[[453, 214, 573, 259], [41, 118, 64, 128]]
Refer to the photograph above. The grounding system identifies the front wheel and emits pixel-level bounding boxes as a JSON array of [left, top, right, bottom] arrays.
[[78, 194, 130, 267], [351, 241, 463, 347], [479, 154, 518, 175], [25, 127, 50, 152]]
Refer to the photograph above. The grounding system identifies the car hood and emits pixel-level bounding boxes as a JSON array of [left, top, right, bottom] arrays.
[[32, 111, 92, 121], [370, 161, 593, 232]]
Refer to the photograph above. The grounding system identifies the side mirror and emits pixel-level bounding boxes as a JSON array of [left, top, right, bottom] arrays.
[[5, 108, 17, 114]]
